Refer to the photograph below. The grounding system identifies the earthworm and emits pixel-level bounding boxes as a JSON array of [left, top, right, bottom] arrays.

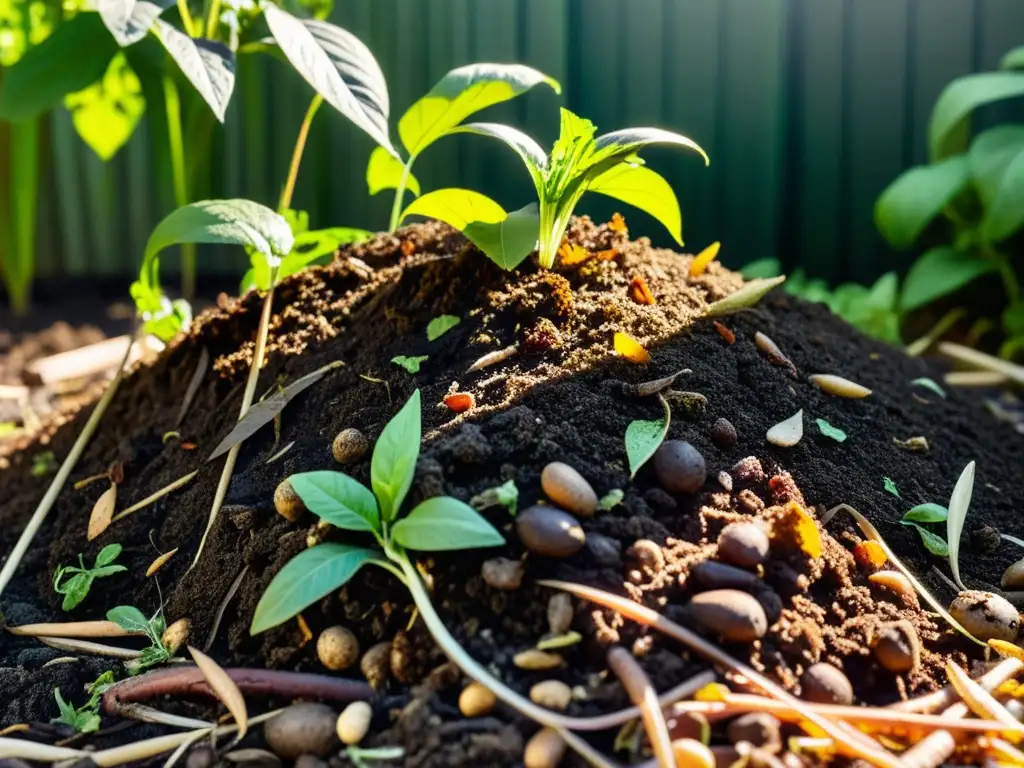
[[102, 667, 372, 714]]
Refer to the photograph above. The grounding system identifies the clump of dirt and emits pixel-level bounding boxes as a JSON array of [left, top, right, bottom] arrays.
[[1, 217, 1023, 766]]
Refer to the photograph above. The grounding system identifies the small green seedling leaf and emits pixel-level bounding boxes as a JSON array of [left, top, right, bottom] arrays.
[[911, 378, 946, 398], [901, 521, 950, 556], [625, 418, 667, 479], [392, 355, 429, 374], [107, 606, 151, 634], [367, 147, 421, 197], [427, 315, 460, 341], [598, 489, 624, 511], [251, 543, 378, 633], [391, 497, 504, 551], [902, 503, 949, 523], [54, 547, 126, 611], [706, 276, 787, 317], [471, 479, 519, 515], [815, 419, 847, 443], [154, 20, 235, 122], [32, 451, 57, 477], [95, 544, 122, 567], [289, 471, 380, 533], [371, 390, 422, 522], [874, 156, 968, 248], [883, 477, 901, 497]]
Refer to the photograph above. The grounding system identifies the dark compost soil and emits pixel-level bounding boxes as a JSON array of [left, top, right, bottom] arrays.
[[2, 217, 1024, 766]]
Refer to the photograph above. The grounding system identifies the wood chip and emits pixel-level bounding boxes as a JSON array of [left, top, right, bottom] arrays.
[[7, 620, 143, 638], [146, 548, 178, 577], [189, 646, 248, 738]]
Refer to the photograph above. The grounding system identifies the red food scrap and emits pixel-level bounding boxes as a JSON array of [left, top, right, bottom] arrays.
[[854, 540, 887, 570], [180, 442, 198, 451], [713, 321, 736, 345], [444, 392, 475, 413], [400, 240, 416, 257], [768, 471, 807, 507], [629, 276, 656, 305]]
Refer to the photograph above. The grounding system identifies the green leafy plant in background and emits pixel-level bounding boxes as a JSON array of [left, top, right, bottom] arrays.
[[874, 45, 1024, 359], [365, 63, 561, 232], [53, 543, 126, 611], [399, 107, 708, 271], [51, 670, 114, 733]]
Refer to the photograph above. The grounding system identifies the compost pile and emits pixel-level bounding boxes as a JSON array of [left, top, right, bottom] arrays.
[[2, 216, 1024, 767]]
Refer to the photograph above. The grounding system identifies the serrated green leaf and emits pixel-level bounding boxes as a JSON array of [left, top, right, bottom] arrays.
[[57, 573, 91, 612], [251, 543, 378, 634], [874, 156, 968, 248], [371, 389, 421, 522], [426, 315, 460, 341], [392, 496, 504, 551], [492, 480, 518, 515], [366, 146, 420, 197], [462, 203, 539, 270], [901, 521, 949, 556], [588, 162, 683, 245], [930, 71, 1024, 160], [883, 477, 901, 498], [911, 378, 946, 398], [154, 20, 234, 122], [814, 418, 847, 443], [392, 355, 428, 374], [902, 503, 948, 523], [398, 63, 559, 157], [64, 51, 145, 161], [706, 276, 787, 317], [95, 543, 122, 567], [625, 418, 667, 479], [290, 471, 379, 532], [107, 605, 151, 633], [900, 246, 998, 312], [400, 187, 507, 230]]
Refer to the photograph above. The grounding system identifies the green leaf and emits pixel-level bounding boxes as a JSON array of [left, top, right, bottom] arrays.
[[53, 688, 77, 725], [76, 712, 101, 734], [280, 0, 333, 21], [591, 126, 709, 173], [98, 0, 172, 46], [462, 203, 540, 270], [929, 71, 1024, 160], [1004, 301, 1024, 337], [706, 276, 787, 317], [106, 605, 151, 633], [89, 565, 127, 578], [815, 418, 847, 443], [900, 521, 949, 556], [625, 417, 668, 479], [0, 13, 119, 121], [491, 480, 519, 515], [426, 315, 460, 341], [900, 246, 998, 312], [289, 471, 379, 532], [400, 188, 507, 230], [392, 355, 428, 374], [391, 496, 504, 551], [883, 477, 901, 498], [398, 63, 559, 157], [588, 162, 683, 245], [95, 543, 122, 567], [251, 543, 378, 634], [366, 147, 420, 197], [1003, 46, 1024, 71], [739, 258, 782, 279], [445, 123, 547, 188], [278, 227, 372, 279], [154, 20, 234, 122], [64, 51, 145, 161], [968, 126, 1024, 241], [371, 389, 421, 522], [263, 5, 396, 158], [911, 378, 946, 398], [873, 156, 968, 248], [598, 489, 624, 511], [902, 503, 949, 524], [58, 574, 91, 611]]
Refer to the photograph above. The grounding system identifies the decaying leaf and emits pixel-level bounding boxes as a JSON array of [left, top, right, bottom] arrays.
[[893, 436, 929, 453], [536, 631, 582, 650], [755, 332, 797, 377], [208, 361, 343, 461], [188, 646, 248, 738], [88, 484, 117, 541], [145, 548, 178, 577], [688, 241, 721, 277], [706, 276, 786, 317], [614, 332, 650, 364], [772, 501, 822, 559]]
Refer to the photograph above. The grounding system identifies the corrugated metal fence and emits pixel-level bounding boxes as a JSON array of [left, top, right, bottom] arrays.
[[19, 0, 1024, 288]]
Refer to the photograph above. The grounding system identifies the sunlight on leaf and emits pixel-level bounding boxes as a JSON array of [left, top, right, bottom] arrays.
[[400, 188, 506, 230], [587, 162, 682, 245], [391, 496, 504, 551], [371, 389, 421, 522], [902, 503, 948, 523], [154, 20, 234, 122], [462, 203, 539, 270], [64, 51, 145, 161], [688, 241, 721, 277], [366, 146, 420, 197], [625, 417, 667, 479], [289, 470, 379, 533]]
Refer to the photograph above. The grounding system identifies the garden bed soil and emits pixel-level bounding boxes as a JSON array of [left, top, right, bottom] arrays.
[[2, 217, 1024, 766]]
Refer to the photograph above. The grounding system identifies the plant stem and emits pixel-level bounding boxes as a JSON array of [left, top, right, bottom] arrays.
[[278, 95, 323, 215], [388, 158, 415, 232], [204, 0, 221, 39], [176, 0, 197, 36], [0, 339, 134, 601], [163, 76, 196, 301], [8, 118, 38, 315]]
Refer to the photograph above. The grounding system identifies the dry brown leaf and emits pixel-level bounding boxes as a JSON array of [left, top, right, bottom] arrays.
[[613, 332, 650, 364], [146, 548, 179, 577], [189, 646, 248, 738], [88, 484, 117, 541]]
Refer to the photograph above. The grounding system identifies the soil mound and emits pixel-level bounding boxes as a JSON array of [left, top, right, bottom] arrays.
[[2, 217, 1023, 765]]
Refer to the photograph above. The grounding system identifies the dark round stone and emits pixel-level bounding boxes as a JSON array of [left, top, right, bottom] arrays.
[[800, 662, 854, 705], [711, 417, 738, 447], [688, 589, 767, 642], [516, 505, 586, 557], [652, 440, 707, 494]]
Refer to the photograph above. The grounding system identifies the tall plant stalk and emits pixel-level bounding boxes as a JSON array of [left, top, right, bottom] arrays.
[[2, 119, 38, 314], [191, 96, 322, 568], [163, 76, 196, 301], [387, 159, 414, 232]]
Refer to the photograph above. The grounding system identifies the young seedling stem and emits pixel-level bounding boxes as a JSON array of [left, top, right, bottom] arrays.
[[0, 338, 134, 601]]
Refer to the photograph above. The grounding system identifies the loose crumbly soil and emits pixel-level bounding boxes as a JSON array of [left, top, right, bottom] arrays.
[[2, 218, 1024, 766]]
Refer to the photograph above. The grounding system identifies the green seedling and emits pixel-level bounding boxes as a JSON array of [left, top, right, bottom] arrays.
[[598, 489, 624, 512], [426, 315, 460, 341], [470, 479, 519, 516], [946, 461, 976, 591], [883, 477, 901, 498], [364, 63, 561, 232], [346, 746, 404, 768], [31, 451, 57, 477], [51, 670, 115, 734], [625, 394, 671, 479], [53, 544, 126, 611], [899, 503, 950, 557], [107, 605, 173, 673], [400, 107, 708, 270], [392, 356, 428, 374], [815, 419, 847, 443]]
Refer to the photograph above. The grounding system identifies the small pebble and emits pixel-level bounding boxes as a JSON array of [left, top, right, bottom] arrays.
[[547, 593, 574, 635], [331, 428, 368, 464], [336, 702, 372, 746], [644, 487, 678, 512], [871, 621, 920, 673], [754, 586, 784, 624], [766, 410, 803, 447], [516, 506, 586, 558], [717, 523, 770, 568], [731, 456, 765, 485], [949, 590, 1020, 642], [264, 703, 338, 760], [541, 462, 597, 517], [800, 663, 853, 706], [459, 681, 496, 717], [717, 471, 734, 492], [481, 558, 524, 591], [868, 571, 918, 608], [586, 533, 621, 567], [161, 618, 190, 654], [727, 712, 782, 751], [360, 641, 392, 690], [1003, 558, 1024, 590], [671, 739, 715, 768], [224, 749, 281, 767], [711, 417, 738, 447], [653, 440, 707, 494], [627, 539, 665, 572], [317, 626, 359, 671], [972, 525, 1002, 555], [529, 680, 573, 711], [688, 589, 767, 642], [693, 560, 759, 590], [513, 649, 564, 670], [523, 728, 566, 768], [274, 479, 306, 523]]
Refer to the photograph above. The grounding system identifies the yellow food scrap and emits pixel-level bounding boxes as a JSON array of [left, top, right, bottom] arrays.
[[146, 548, 179, 577], [772, 501, 822, 559], [296, 614, 313, 647], [558, 241, 590, 266], [694, 682, 730, 702], [990, 639, 1024, 663], [688, 241, 721, 277], [853, 540, 887, 569], [613, 332, 650, 364], [609, 212, 628, 234]]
